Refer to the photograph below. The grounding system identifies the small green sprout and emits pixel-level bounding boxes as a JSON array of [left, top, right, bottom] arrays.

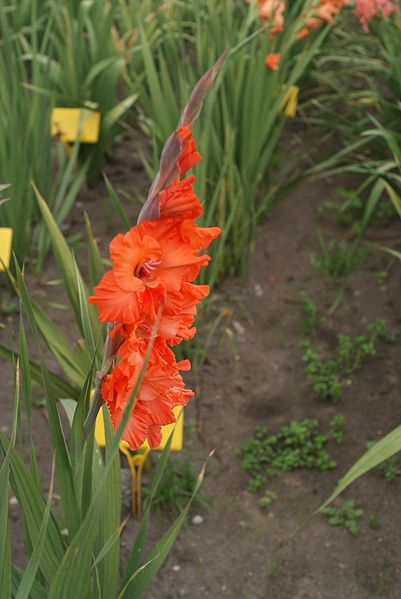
[[259, 490, 277, 509], [330, 415, 345, 444], [321, 500, 363, 535]]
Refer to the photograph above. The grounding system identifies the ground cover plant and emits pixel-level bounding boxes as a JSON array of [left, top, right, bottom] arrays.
[[300, 296, 322, 336], [142, 455, 210, 516], [302, 319, 396, 401], [321, 499, 364, 536], [310, 233, 368, 279], [329, 414, 346, 444], [238, 419, 337, 494]]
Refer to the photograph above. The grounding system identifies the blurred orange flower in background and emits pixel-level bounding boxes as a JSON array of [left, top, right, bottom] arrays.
[[355, 0, 396, 31], [265, 52, 281, 70]]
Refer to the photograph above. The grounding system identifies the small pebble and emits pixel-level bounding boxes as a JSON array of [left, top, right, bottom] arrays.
[[172, 564, 181, 572], [9, 496, 18, 506], [233, 320, 245, 336], [254, 283, 264, 297], [192, 514, 204, 525]]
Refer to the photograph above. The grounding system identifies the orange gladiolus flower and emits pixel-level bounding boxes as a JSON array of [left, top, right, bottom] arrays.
[[298, 0, 348, 38], [265, 52, 281, 70], [259, 0, 285, 20], [89, 55, 226, 450], [89, 217, 219, 326], [355, 0, 395, 31], [102, 337, 193, 449]]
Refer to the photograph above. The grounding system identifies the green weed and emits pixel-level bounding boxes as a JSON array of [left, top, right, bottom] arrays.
[[265, 558, 277, 578], [302, 320, 395, 401], [321, 500, 363, 535], [374, 270, 389, 286], [317, 187, 363, 228], [311, 232, 368, 278], [329, 415, 345, 444], [375, 568, 393, 595], [301, 297, 323, 336], [318, 186, 396, 230], [258, 490, 277, 509], [143, 456, 209, 515], [238, 419, 336, 493]]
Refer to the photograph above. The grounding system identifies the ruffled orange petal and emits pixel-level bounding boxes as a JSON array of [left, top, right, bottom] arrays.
[[159, 176, 202, 220], [89, 270, 142, 324], [177, 125, 201, 175], [180, 220, 221, 250]]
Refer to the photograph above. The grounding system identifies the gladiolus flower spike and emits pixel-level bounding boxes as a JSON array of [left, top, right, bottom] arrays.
[[88, 53, 227, 450]]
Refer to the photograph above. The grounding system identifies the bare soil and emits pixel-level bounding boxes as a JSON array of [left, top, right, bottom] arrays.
[[1, 135, 401, 599]]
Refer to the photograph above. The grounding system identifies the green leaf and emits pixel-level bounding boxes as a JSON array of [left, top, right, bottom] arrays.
[[321, 424, 401, 510], [32, 183, 96, 339], [31, 299, 88, 387], [47, 495, 99, 599], [120, 430, 174, 587], [73, 254, 98, 362], [84, 212, 105, 290], [15, 471, 54, 599], [104, 174, 130, 229], [120, 457, 210, 599], [0, 456, 12, 599], [95, 408, 121, 597], [12, 567, 47, 599], [71, 365, 95, 472], [103, 92, 138, 131], [0, 434, 65, 584], [15, 261, 80, 537], [53, 326, 158, 598], [382, 179, 401, 219], [0, 343, 78, 399], [18, 311, 32, 425]]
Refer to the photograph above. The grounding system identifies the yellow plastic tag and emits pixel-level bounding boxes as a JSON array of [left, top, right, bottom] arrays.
[[94, 398, 184, 517], [279, 85, 299, 119], [95, 403, 184, 453], [51, 108, 101, 144], [0, 228, 13, 271]]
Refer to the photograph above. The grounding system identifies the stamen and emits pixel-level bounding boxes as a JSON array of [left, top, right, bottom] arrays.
[[136, 259, 161, 279]]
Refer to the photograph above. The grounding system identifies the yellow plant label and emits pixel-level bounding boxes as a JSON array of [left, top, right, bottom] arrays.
[[0, 228, 13, 271], [51, 108, 101, 144], [142, 405, 184, 452], [92, 377, 184, 516], [279, 85, 300, 119], [94, 399, 184, 453]]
